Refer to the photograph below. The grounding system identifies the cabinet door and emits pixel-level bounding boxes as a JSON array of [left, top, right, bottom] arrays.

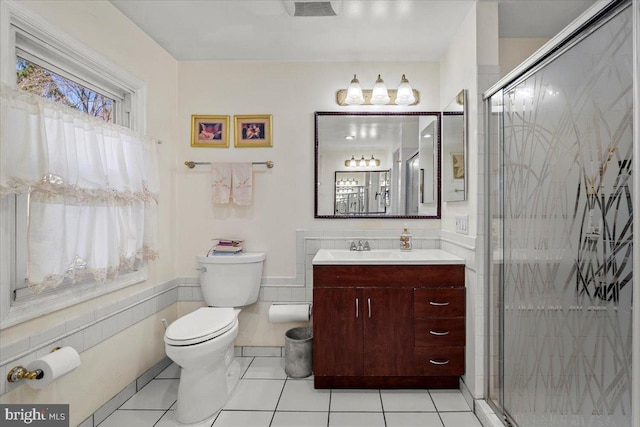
[[313, 288, 363, 377], [363, 288, 415, 376]]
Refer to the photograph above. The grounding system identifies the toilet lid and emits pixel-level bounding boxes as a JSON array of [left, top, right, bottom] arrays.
[[164, 307, 236, 346]]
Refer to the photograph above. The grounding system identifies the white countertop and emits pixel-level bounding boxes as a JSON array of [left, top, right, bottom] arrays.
[[312, 249, 465, 265]]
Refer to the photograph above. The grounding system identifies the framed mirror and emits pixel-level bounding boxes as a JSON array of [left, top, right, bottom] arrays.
[[315, 112, 441, 218], [442, 90, 467, 202]]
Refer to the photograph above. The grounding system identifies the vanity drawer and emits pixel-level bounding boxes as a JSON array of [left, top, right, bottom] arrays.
[[414, 346, 465, 376], [414, 288, 465, 317], [314, 265, 464, 288], [415, 318, 465, 347]]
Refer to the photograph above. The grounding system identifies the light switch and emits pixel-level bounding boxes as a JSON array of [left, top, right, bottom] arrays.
[[455, 214, 469, 235]]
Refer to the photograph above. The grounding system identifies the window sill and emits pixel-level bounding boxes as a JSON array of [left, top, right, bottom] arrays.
[[0, 268, 148, 330]]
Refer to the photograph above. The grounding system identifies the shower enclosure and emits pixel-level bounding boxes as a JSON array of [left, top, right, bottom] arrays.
[[485, 1, 635, 426]]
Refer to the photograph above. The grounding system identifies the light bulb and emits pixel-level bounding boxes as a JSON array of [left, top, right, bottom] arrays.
[[345, 74, 364, 105], [395, 74, 415, 105], [370, 74, 390, 105]]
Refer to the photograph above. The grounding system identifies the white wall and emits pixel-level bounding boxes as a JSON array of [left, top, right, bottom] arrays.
[[175, 61, 441, 279], [499, 38, 549, 77], [0, 1, 179, 423], [439, 5, 478, 235]]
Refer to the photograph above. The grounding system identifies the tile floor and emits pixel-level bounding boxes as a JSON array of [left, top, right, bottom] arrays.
[[99, 357, 482, 427]]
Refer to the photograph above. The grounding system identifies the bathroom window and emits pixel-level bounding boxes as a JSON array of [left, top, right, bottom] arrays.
[[16, 58, 116, 123], [0, 1, 151, 328]]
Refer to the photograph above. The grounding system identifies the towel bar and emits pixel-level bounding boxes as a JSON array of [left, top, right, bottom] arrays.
[[184, 161, 274, 169]]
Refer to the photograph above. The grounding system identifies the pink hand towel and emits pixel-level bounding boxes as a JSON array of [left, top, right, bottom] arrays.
[[211, 163, 231, 204], [231, 162, 252, 205]]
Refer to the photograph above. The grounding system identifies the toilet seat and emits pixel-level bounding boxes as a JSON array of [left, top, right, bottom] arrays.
[[165, 307, 237, 346]]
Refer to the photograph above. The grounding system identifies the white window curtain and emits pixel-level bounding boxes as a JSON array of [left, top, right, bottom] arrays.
[[0, 85, 159, 292]]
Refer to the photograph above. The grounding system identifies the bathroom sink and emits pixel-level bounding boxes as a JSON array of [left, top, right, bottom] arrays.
[[312, 249, 464, 265]]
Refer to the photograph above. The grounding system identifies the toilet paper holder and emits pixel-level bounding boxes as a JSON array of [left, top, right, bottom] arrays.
[[6, 347, 60, 383]]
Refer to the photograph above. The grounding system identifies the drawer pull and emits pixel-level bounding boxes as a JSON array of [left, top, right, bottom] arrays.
[[429, 301, 449, 306], [429, 359, 450, 365], [429, 330, 450, 336]]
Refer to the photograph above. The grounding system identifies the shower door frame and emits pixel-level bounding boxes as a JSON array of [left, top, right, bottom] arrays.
[[482, 0, 639, 425]]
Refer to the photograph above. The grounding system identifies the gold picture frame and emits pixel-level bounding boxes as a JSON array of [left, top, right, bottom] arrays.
[[234, 115, 273, 147], [191, 115, 230, 147], [451, 152, 465, 179]]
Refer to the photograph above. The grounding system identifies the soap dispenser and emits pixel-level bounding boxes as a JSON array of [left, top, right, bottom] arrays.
[[400, 223, 412, 251]]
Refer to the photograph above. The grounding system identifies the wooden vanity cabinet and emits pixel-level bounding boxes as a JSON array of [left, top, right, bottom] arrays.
[[313, 264, 465, 389]]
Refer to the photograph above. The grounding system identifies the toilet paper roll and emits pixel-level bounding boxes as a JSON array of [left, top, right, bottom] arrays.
[[268, 304, 311, 323], [25, 346, 81, 389]]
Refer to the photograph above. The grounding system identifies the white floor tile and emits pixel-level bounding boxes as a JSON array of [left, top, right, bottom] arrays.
[[429, 389, 472, 412], [120, 379, 179, 410], [271, 411, 329, 427], [440, 411, 483, 427], [212, 410, 273, 427], [329, 412, 385, 427], [224, 379, 285, 411], [156, 363, 181, 379], [155, 410, 216, 427], [97, 409, 164, 427], [243, 357, 287, 379], [385, 412, 444, 427], [277, 380, 330, 412], [237, 356, 254, 377], [381, 389, 436, 412], [330, 389, 383, 412]]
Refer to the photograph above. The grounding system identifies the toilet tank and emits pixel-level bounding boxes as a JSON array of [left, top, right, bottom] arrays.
[[197, 253, 264, 307]]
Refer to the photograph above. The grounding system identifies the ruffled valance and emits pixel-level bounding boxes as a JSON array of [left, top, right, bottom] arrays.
[[1, 84, 159, 292]]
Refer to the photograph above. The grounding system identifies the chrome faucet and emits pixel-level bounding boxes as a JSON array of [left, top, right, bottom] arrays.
[[350, 240, 371, 251]]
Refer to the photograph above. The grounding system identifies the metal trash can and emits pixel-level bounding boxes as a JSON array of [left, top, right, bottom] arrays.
[[284, 327, 313, 378]]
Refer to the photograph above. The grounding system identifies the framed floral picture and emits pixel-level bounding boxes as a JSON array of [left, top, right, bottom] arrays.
[[234, 114, 272, 147], [191, 115, 230, 147]]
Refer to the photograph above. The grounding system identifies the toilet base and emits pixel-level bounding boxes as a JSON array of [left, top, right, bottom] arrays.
[[175, 356, 241, 424]]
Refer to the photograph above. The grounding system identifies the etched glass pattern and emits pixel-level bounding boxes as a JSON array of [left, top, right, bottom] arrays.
[[500, 7, 633, 427]]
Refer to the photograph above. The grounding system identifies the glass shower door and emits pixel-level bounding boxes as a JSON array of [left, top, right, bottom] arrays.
[[494, 3, 634, 426]]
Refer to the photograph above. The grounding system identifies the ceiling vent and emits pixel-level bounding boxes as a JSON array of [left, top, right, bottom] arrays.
[[283, 1, 343, 17]]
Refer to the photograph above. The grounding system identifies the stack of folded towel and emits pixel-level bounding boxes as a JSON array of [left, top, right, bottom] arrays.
[[207, 239, 244, 256]]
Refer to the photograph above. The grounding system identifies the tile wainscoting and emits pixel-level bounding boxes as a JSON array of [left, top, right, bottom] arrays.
[[1, 229, 486, 424]]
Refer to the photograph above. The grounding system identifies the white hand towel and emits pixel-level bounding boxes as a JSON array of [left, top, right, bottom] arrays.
[[211, 163, 231, 204], [231, 162, 252, 205]]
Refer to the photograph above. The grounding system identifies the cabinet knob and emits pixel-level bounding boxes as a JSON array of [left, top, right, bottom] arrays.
[[429, 359, 450, 365], [429, 330, 450, 336]]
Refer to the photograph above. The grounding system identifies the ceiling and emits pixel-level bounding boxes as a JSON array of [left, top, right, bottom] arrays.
[[109, 0, 597, 62]]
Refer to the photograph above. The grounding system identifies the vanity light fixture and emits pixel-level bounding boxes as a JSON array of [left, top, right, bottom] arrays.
[[337, 74, 419, 106], [345, 155, 380, 167]]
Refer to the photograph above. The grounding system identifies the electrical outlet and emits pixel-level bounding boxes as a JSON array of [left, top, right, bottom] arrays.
[[455, 214, 469, 235]]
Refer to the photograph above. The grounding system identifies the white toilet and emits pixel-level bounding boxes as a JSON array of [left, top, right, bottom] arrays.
[[164, 252, 264, 425]]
